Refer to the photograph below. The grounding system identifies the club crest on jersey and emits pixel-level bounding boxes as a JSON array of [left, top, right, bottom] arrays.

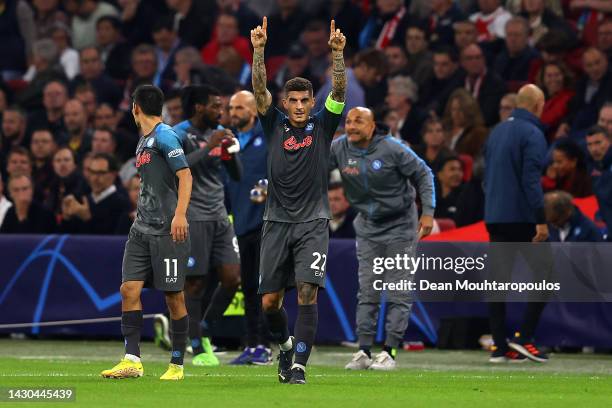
[[372, 160, 382, 171], [284, 135, 313, 151], [253, 137, 263, 147], [305, 122, 314, 132], [146, 137, 155, 148], [136, 151, 151, 167]]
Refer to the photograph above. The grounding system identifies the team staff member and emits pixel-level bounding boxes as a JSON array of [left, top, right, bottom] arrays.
[[331, 107, 435, 371]]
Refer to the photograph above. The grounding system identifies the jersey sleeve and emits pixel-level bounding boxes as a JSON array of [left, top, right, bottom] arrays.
[[316, 93, 345, 141], [257, 105, 280, 140], [157, 128, 189, 173]]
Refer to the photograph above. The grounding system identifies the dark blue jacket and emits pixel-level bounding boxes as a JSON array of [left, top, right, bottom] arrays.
[[225, 121, 267, 237], [589, 147, 612, 237], [484, 108, 547, 224], [548, 206, 603, 242]]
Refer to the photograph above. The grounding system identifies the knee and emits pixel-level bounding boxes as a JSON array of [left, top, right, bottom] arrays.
[[297, 282, 318, 305], [120, 282, 140, 302], [220, 265, 241, 289], [262, 293, 282, 312]]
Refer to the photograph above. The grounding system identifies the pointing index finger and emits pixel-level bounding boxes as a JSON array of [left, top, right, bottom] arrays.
[[330, 19, 335, 34], [263, 16, 267, 32]]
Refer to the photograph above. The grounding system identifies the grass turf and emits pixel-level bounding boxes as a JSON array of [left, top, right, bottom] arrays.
[[0, 339, 611, 407]]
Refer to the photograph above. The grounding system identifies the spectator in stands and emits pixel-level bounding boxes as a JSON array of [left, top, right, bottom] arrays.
[[484, 84, 550, 363], [91, 127, 117, 156], [567, 47, 612, 132], [434, 154, 484, 226], [419, 46, 464, 117], [72, 47, 122, 107], [537, 61, 575, 140], [469, 0, 513, 43], [351, 48, 388, 111], [120, 44, 159, 110], [27, 81, 68, 140], [265, 0, 309, 56], [119, 0, 156, 46], [598, 102, 612, 136], [404, 24, 433, 87], [545, 190, 603, 242], [0, 0, 30, 79], [30, 128, 57, 202], [301, 20, 330, 83], [1, 108, 27, 163], [45, 147, 87, 218], [314, 0, 364, 52], [544, 138, 593, 197], [494, 17, 539, 82], [328, 182, 356, 239], [18, 39, 66, 110], [597, 19, 612, 63], [50, 23, 80, 80], [93, 103, 117, 129], [358, 0, 413, 49], [217, 47, 251, 88], [568, 0, 612, 47], [171, 47, 206, 89], [443, 89, 489, 159], [499, 93, 517, 121], [385, 76, 427, 145], [586, 125, 612, 237], [96, 15, 132, 81], [275, 43, 321, 96], [74, 83, 98, 125], [32, 0, 67, 42], [62, 99, 92, 163], [115, 173, 139, 234], [521, 0, 576, 46], [0, 174, 55, 233], [453, 20, 478, 51], [162, 90, 183, 127], [384, 44, 409, 78], [0, 172, 12, 229], [461, 43, 507, 126], [152, 17, 184, 85], [166, 0, 216, 49], [215, 0, 260, 39], [5, 147, 32, 179], [413, 118, 453, 173], [60, 152, 128, 234], [427, 0, 465, 47], [71, 0, 118, 50]]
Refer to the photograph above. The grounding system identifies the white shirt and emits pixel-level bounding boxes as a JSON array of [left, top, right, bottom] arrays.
[[91, 184, 117, 205], [60, 48, 80, 80], [559, 224, 571, 242], [470, 7, 512, 40], [0, 195, 13, 228]]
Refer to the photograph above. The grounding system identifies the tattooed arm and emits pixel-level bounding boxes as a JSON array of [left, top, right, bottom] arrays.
[[251, 17, 272, 114], [329, 20, 347, 103]]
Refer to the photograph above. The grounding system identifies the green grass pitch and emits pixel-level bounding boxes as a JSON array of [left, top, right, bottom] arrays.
[[0, 339, 611, 407]]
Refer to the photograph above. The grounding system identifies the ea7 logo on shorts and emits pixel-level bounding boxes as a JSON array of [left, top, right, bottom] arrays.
[[164, 258, 178, 283], [167, 148, 184, 158]]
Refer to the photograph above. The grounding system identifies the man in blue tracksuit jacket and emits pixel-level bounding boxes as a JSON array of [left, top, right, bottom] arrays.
[[483, 84, 550, 364], [586, 125, 612, 240], [330, 107, 435, 371], [544, 190, 603, 242], [224, 91, 270, 364]]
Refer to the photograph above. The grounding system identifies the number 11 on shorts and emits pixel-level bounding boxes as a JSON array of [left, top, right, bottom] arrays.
[[164, 258, 178, 283], [311, 252, 327, 277]]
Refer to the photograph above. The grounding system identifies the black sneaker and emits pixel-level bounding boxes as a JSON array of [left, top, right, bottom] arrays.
[[488, 346, 509, 363], [289, 366, 306, 385], [277, 336, 295, 383], [508, 335, 549, 363]]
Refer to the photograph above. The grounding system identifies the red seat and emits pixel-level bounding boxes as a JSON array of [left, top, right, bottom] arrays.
[[458, 154, 473, 182], [436, 218, 457, 232], [266, 56, 286, 80]]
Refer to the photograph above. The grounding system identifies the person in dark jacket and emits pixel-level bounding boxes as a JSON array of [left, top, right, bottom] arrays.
[[545, 191, 603, 242], [328, 182, 356, 239], [586, 125, 612, 239], [224, 90, 271, 365], [483, 84, 550, 363], [1, 174, 55, 234], [331, 107, 435, 371], [493, 17, 539, 82]]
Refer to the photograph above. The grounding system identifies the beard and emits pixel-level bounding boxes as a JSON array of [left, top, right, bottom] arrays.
[[231, 116, 250, 129]]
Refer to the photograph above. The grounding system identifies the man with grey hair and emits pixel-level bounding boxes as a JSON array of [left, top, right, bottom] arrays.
[[173, 47, 206, 88], [544, 191, 603, 242], [385, 76, 427, 145], [18, 39, 66, 109], [494, 17, 539, 81]]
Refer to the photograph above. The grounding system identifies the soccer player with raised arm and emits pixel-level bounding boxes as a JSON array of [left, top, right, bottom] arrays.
[[101, 85, 192, 381], [250, 17, 347, 384]]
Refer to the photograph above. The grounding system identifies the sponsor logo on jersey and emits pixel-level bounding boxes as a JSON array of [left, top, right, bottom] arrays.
[[341, 166, 360, 175], [135, 151, 151, 168], [372, 159, 382, 171], [283, 135, 313, 151], [167, 148, 184, 158], [146, 137, 155, 148]]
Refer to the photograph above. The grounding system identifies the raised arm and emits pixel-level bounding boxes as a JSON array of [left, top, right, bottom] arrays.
[[328, 20, 347, 103], [251, 16, 272, 114]]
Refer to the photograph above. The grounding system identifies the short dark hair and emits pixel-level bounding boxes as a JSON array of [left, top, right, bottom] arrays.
[[152, 16, 175, 33], [433, 45, 459, 63], [438, 154, 462, 172], [328, 182, 344, 191], [284, 77, 314, 96], [181, 85, 221, 118], [165, 88, 182, 102], [553, 138, 588, 171], [94, 126, 117, 143], [587, 125, 609, 138], [96, 15, 122, 31], [91, 152, 119, 172], [132, 84, 165, 116], [8, 146, 31, 161], [354, 48, 388, 76]]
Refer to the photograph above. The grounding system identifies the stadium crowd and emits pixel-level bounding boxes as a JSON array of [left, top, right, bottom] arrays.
[[0, 0, 611, 242]]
